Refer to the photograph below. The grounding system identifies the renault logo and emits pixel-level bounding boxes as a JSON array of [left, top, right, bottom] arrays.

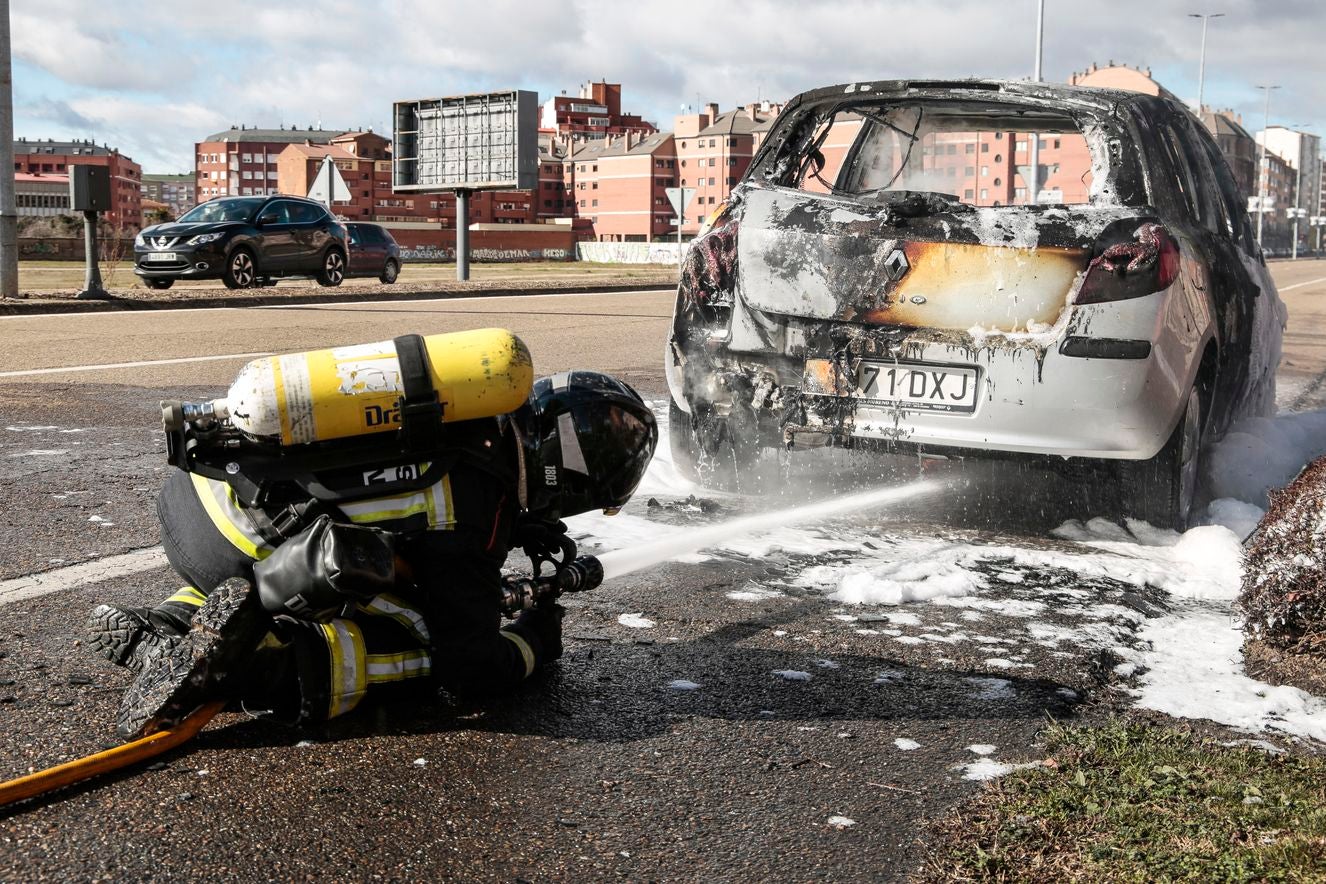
[[883, 248, 910, 282]]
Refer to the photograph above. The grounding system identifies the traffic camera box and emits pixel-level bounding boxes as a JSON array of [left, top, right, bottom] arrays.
[[69, 165, 111, 212]]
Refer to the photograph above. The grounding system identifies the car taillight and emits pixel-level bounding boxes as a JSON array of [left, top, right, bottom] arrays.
[[1075, 222, 1181, 305], [680, 207, 739, 313]]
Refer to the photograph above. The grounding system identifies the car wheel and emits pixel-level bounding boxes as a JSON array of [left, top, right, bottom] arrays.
[[223, 249, 257, 290], [668, 394, 762, 492], [145, 278, 174, 290], [1117, 385, 1203, 531], [379, 259, 400, 284], [317, 249, 346, 287]]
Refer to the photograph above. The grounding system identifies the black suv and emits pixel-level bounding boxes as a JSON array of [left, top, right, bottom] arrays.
[[134, 195, 349, 290]]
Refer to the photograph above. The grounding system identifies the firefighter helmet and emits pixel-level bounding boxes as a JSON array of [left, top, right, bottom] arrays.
[[516, 372, 657, 520]]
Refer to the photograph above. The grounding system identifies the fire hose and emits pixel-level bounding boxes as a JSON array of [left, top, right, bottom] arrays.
[[0, 555, 603, 810]]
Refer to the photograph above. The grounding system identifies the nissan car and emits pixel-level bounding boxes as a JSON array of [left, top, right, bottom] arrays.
[[134, 195, 349, 290], [666, 79, 1285, 529]]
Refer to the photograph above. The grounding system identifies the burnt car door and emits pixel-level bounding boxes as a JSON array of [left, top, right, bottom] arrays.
[[255, 200, 296, 270]]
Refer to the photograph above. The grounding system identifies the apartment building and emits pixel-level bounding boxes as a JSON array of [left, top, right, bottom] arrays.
[[567, 131, 677, 241], [141, 173, 196, 218], [12, 138, 141, 226], [1258, 127, 1323, 228], [195, 125, 347, 203], [540, 81, 655, 141], [672, 103, 780, 235]]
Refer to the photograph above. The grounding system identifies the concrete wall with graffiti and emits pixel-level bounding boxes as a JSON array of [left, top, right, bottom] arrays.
[[576, 242, 684, 265]]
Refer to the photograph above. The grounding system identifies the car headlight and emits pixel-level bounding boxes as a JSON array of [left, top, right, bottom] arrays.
[[134, 232, 146, 247], [187, 232, 225, 246]]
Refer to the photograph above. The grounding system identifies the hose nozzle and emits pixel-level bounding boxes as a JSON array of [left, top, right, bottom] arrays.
[[498, 554, 603, 616]]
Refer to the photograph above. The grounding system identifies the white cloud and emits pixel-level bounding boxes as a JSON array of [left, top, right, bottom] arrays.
[[10, 0, 1326, 172]]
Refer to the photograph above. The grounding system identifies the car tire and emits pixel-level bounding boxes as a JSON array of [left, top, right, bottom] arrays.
[[379, 259, 400, 284], [317, 249, 346, 287], [669, 396, 704, 483], [1116, 385, 1203, 531], [222, 249, 257, 290], [668, 394, 762, 492], [145, 278, 174, 290]]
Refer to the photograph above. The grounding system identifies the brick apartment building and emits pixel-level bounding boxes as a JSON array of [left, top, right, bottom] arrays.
[[141, 173, 196, 219], [195, 125, 346, 203], [673, 102, 779, 235], [540, 81, 656, 141], [565, 131, 677, 241], [12, 138, 141, 226]]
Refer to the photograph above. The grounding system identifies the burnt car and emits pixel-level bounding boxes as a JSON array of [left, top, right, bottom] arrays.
[[134, 195, 348, 290], [345, 222, 402, 283], [667, 80, 1285, 528]]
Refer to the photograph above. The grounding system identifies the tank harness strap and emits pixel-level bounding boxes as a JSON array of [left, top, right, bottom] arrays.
[[393, 334, 444, 453]]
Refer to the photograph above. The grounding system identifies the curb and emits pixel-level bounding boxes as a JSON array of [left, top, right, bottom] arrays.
[[0, 280, 676, 316]]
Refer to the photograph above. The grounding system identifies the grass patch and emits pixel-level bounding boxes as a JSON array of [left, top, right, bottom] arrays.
[[920, 721, 1326, 882]]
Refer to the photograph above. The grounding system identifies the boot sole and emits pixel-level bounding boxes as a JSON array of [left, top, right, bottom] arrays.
[[85, 605, 178, 675], [115, 578, 268, 739]]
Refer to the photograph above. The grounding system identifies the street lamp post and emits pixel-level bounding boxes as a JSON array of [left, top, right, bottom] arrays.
[[1188, 12, 1225, 110], [1028, 0, 1045, 205], [1255, 85, 1280, 249]]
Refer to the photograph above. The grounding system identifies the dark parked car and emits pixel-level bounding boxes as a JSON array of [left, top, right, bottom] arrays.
[[667, 79, 1285, 528], [345, 223, 402, 283], [134, 195, 349, 290]]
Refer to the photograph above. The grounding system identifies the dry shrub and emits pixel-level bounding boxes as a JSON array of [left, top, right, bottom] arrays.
[[1240, 456, 1326, 654]]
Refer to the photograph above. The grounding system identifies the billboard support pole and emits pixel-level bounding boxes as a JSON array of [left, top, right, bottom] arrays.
[[75, 210, 107, 300], [455, 188, 471, 281]]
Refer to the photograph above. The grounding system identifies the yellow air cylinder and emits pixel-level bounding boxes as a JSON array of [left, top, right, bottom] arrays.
[[221, 328, 533, 445]]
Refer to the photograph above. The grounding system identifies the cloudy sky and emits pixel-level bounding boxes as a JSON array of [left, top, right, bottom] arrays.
[[13, 0, 1326, 172]]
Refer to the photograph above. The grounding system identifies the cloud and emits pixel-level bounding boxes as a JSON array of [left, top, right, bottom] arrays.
[[10, 0, 1326, 172]]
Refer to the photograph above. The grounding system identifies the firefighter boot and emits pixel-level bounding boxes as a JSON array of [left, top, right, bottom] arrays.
[[116, 577, 271, 739], [86, 588, 206, 674]]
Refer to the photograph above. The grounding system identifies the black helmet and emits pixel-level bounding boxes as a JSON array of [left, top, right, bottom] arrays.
[[515, 371, 658, 520]]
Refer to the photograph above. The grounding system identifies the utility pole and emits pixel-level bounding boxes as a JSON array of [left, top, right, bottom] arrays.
[[1188, 12, 1224, 110], [1255, 85, 1280, 249], [1028, 0, 1045, 206], [0, 0, 18, 299]]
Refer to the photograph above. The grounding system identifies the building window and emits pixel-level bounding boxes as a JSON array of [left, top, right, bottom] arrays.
[[707, 158, 715, 167], [964, 188, 974, 199], [979, 188, 988, 199], [980, 166, 988, 176], [995, 132, 1003, 139], [1014, 187, 1026, 198], [965, 144, 975, 154], [592, 182, 598, 189], [708, 177, 715, 185], [241, 153, 252, 163], [994, 154, 1002, 162], [592, 199, 598, 207], [993, 178, 1001, 186], [981, 143, 989, 153]]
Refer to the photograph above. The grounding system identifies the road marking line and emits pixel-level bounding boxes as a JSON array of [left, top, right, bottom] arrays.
[[1278, 276, 1326, 292], [0, 547, 167, 607], [0, 352, 273, 378], [0, 287, 673, 320]]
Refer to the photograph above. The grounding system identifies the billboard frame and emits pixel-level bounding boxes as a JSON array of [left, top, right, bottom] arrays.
[[392, 89, 538, 193]]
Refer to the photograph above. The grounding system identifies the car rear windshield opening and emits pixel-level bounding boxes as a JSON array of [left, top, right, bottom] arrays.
[[774, 102, 1098, 208]]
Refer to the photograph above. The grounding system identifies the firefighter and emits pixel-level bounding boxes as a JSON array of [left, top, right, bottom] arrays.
[[86, 371, 657, 736]]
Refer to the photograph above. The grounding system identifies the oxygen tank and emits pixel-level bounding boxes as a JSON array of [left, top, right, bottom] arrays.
[[179, 328, 533, 446]]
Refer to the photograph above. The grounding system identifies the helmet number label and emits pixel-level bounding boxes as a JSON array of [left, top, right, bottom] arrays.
[[544, 466, 558, 486]]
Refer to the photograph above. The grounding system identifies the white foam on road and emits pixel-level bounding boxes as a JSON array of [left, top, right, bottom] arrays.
[[0, 546, 167, 606]]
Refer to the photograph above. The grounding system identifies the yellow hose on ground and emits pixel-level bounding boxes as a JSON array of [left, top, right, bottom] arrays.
[[0, 701, 225, 808]]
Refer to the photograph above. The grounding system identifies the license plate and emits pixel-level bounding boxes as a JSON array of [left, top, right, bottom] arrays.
[[856, 361, 980, 413], [146, 252, 177, 262]]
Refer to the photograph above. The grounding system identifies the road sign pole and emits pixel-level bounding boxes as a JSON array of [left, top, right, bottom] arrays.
[[664, 186, 696, 276], [0, 0, 18, 299], [456, 188, 471, 282]]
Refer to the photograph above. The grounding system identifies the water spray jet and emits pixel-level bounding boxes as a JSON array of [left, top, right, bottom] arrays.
[[597, 479, 943, 580]]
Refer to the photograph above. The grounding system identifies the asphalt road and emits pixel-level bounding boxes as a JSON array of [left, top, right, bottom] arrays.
[[0, 264, 1324, 881]]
